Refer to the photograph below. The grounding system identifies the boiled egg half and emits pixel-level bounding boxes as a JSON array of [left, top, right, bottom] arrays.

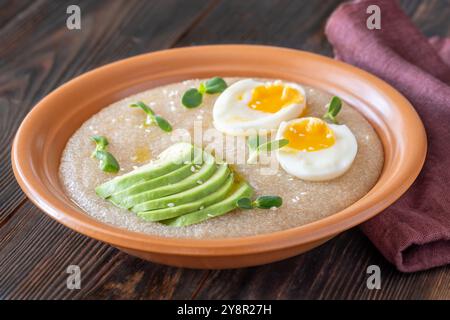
[[276, 117, 357, 181], [213, 79, 306, 135]]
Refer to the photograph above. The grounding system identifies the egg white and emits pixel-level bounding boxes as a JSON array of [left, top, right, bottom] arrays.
[[276, 119, 358, 181], [213, 79, 306, 136]]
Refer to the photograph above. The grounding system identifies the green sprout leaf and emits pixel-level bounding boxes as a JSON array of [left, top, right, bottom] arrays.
[[130, 101, 155, 116], [204, 77, 228, 94], [90, 135, 108, 151], [90, 135, 120, 173], [181, 77, 227, 108], [323, 96, 342, 124], [130, 101, 155, 126], [130, 101, 172, 132], [93, 150, 120, 173], [253, 195, 283, 209], [182, 88, 203, 108], [247, 138, 289, 164], [154, 115, 172, 132], [236, 195, 283, 210], [236, 197, 253, 210]]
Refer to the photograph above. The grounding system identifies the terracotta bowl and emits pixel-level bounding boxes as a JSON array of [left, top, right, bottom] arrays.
[[12, 45, 427, 269]]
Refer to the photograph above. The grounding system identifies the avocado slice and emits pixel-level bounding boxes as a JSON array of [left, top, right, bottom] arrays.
[[108, 163, 197, 208], [131, 163, 231, 212], [115, 156, 217, 209], [137, 174, 235, 221], [95, 143, 198, 198], [161, 181, 254, 227], [107, 151, 204, 207]]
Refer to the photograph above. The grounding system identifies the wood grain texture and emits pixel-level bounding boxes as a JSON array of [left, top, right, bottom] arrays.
[[0, 0, 449, 300], [174, 0, 343, 53]]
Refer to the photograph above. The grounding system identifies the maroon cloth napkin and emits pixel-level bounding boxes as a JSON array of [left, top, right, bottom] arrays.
[[325, 0, 450, 272]]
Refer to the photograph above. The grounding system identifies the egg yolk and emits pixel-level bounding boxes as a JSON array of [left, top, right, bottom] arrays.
[[247, 84, 303, 113], [283, 118, 335, 152]]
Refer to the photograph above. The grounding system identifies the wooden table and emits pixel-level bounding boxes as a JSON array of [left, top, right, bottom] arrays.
[[1, 0, 449, 300]]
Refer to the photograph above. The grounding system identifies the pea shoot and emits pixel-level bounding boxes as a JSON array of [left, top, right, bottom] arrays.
[[90, 135, 120, 173], [181, 77, 228, 108], [247, 135, 289, 164], [236, 195, 283, 210], [130, 101, 172, 132], [323, 96, 342, 124]]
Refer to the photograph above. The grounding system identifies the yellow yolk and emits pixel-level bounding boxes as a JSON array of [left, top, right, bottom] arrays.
[[248, 84, 303, 113], [283, 118, 335, 152]]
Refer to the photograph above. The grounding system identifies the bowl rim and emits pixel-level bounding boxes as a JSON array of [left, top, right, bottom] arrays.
[[11, 44, 427, 256]]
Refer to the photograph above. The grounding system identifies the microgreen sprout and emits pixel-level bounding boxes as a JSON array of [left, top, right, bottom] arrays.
[[323, 96, 342, 124], [130, 101, 172, 132], [90, 135, 120, 173], [181, 77, 228, 108], [236, 195, 283, 210]]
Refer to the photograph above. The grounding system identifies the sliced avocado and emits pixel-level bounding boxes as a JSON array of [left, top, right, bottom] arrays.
[[95, 142, 256, 228], [117, 155, 217, 209], [108, 163, 196, 208], [137, 174, 234, 221], [131, 163, 231, 212], [161, 181, 254, 227], [108, 151, 204, 207], [95, 143, 197, 198]]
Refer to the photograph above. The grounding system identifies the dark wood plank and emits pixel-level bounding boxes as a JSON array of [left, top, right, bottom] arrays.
[[174, 0, 343, 55], [0, 0, 449, 300], [0, 0, 36, 30]]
